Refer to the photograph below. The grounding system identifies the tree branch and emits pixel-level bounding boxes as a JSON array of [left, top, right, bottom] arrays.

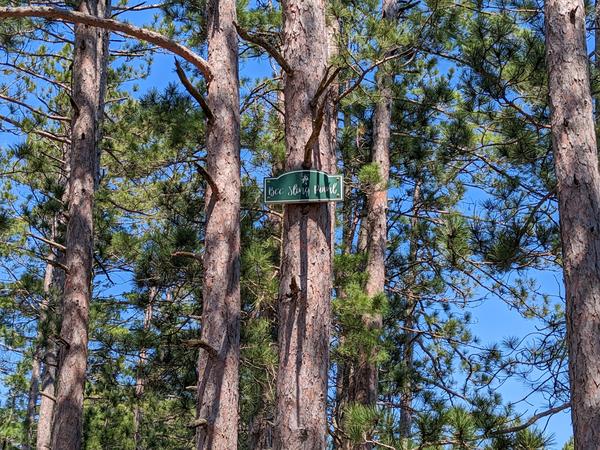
[[303, 67, 339, 169], [0, 93, 70, 123], [174, 58, 213, 122], [188, 418, 208, 428], [487, 402, 570, 436], [171, 251, 203, 262], [183, 339, 218, 358], [0, 113, 71, 144], [234, 22, 292, 74], [0, 6, 212, 80], [193, 162, 220, 199], [27, 233, 66, 252]]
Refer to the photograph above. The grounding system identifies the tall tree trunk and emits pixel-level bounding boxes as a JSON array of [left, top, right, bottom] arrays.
[[24, 331, 41, 450], [36, 260, 63, 450], [50, 0, 110, 447], [341, 2, 399, 448], [194, 0, 241, 447], [398, 179, 421, 439], [594, 0, 600, 118], [37, 148, 69, 450], [545, 0, 600, 447], [274, 0, 336, 447], [133, 287, 156, 450], [26, 248, 63, 450]]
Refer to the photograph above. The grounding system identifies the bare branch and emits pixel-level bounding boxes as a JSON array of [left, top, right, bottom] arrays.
[[303, 66, 339, 169], [193, 162, 220, 199], [171, 251, 203, 262], [183, 339, 218, 358], [0, 93, 70, 123], [27, 233, 66, 252], [188, 418, 208, 428], [0, 113, 71, 144], [234, 22, 292, 74], [0, 6, 212, 80], [339, 49, 415, 101], [487, 402, 570, 436], [174, 59, 213, 122]]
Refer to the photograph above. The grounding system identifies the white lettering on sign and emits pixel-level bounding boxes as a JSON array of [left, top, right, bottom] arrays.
[[268, 186, 283, 197], [313, 184, 338, 195]]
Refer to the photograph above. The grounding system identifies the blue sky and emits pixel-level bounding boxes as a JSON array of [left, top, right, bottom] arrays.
[[0, 6, 574, 448]]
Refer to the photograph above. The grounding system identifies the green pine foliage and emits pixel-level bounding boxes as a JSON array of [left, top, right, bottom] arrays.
[[0, 0, 576, 447]]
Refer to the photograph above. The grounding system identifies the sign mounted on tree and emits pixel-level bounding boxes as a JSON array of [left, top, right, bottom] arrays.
[[264, 170, 343, 204]]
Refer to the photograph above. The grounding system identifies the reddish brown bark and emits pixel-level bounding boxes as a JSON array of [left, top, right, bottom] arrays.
[[274, 0, 336, 447], [340, 1, 400, 448], [50, 0, 110, 448], [545, 0, 600, 446], [27, 251, 63, 450], [37, 151, 69, 450], [194, 0, 241, 448], [36, 259, 62, 450]]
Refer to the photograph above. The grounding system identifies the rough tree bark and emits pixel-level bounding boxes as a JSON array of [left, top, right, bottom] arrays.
[[341, 1, 399, 448], [25, 242, 64, 450], [594, 0, 600, 118], [545, 0, 600, 447], [37, 142, 69, 450], [49, 0, 110, 448], [274, 0, 336, 447], [194, 0, 241, 447], [36, 257, 63, 450]]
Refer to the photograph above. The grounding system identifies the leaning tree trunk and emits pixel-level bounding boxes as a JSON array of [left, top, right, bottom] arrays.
[[50, 0, 110, 448], [274, 0, 336, 447], [545, 0, 600, 447], [195, 0, 241, 447]]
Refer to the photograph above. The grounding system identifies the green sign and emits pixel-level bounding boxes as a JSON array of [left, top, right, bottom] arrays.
[[263, 170, 343, 204]]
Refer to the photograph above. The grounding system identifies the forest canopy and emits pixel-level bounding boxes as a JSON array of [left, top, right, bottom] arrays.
[[0, 0, 595, 448]]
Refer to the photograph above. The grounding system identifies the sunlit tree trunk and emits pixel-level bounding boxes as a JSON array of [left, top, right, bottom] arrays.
[[274, 0, 336, 447], [50, 0, 110, 447], [546, 0, 600, 446], [194, 0, 241, 447]]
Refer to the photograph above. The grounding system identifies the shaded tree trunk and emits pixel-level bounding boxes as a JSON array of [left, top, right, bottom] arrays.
[[24, 333, 41, 450], [133, 287, 156, 450], [26, 249, 64, 450], [50, 0, 110, 447], [341, 2, 399, 448], [545, 0, 600, 447], [194, 0, 241, 447], [36, 261, 62, 450], [274, 0, 336, 447], [594, 0, 600, 118], [37, 147, 69, 450], [398, 179, 421, 439]]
